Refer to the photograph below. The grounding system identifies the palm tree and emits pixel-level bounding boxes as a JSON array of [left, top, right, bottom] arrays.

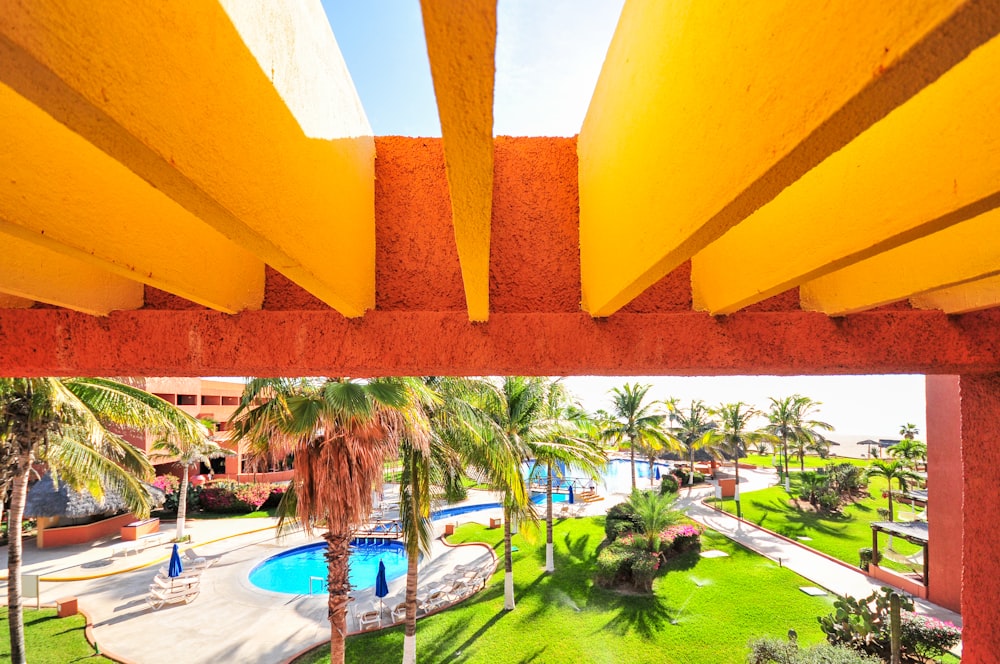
[[603, 384, 674, 491], [899, 423, 920, 440], [466, 376, 547, 610], [229, 377, 426, 664], [764, 395, 833, 488], [714, 402, 760, 515], [624, 489, 682, 553], [868, 459, 920, 550], [529, 382, 605, 572], [671, 401, 720, 486], [0, 378, 204, 664], [888, 438, 927, 471], [397, 377, 478, 664], [149, 432, 231, 541]]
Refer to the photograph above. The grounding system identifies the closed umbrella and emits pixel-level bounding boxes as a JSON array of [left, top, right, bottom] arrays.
[[655, 466, 661, 480], [374, 559, 389, 615], [168, 543, 184, 578], [568, 484, 575, 504]]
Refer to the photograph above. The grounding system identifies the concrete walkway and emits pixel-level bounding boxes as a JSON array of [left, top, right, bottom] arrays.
[[0, 508, 496, 664]]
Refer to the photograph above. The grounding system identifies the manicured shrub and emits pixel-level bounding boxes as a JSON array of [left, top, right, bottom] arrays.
[[262, 483, 287, 509], [199, 482, 243, 513], [659, 475, 679, 495], [664, 523, 702, 553], [629, 551, 660, 592], [604, 502, 643, 541], [235, 483, 273, 511], [595, 541, 632, 587]]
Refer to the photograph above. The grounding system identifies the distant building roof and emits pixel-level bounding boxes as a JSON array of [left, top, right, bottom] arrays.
[[24, 473, 165, 519]]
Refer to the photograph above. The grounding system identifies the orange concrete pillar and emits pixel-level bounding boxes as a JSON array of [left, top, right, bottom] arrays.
[[951, 373, 1000, 662], [925, 375, 962, 613]]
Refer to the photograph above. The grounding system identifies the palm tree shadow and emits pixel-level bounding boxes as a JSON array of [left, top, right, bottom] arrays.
[[592, 592, 674, 639]]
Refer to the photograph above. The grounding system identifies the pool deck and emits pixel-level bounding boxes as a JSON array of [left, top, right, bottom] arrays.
[[0, 498, 500, 664]]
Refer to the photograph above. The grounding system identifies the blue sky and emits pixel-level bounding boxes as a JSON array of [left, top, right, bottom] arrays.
[[311, 2, 927, 437]]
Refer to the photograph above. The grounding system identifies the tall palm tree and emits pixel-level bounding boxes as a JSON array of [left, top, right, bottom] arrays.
[[529, 382, 605, 572], [466, 376, 547, 610], [229, 377, 426, 664], [868, 459, 920, 550], [671, 401, 720, 486], [603, 384, 674, 491], [397, 377, 477, 664], [714, 402, 761, 515], [149, 432, 231, 541], [0, 378, 204, 664], [764, 395, 833, 488], [899, 423, 920, 440]]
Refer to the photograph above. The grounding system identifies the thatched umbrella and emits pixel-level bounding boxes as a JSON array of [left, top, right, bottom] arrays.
[[24, 473, 165, 520]]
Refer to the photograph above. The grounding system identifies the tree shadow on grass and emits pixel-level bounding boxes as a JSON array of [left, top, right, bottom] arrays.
[[589, 590, 674, 640]]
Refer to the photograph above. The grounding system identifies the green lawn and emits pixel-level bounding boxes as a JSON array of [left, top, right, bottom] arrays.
[[0, 608, 111, 663], [715, 476, 922, 573], [741, 454, 871, 470], [299, 518, 835, 664]]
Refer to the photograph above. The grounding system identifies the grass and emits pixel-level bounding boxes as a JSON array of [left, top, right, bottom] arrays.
[[298, 518, 836, 664], [741, 454, 871, 470], [0, 608, 111, 663], [714, 476, 922, 573]]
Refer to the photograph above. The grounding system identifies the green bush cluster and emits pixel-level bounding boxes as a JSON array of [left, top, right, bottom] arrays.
[[671, 467, 705, 484], [798, 464, 868, 513], [604, 502, 644, 540], [746, 637, 881, 664], [595, 537, 660, 592], [659, 475, 679, 495]]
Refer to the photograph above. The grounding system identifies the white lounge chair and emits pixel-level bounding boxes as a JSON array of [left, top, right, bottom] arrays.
[[146, 573, 200, 609], [184, 548, 219, 569], [357, 606, 381, 631], [390, 601, 408, 623]]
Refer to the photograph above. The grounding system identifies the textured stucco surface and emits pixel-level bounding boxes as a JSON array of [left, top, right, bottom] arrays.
[[925, 375, 962, 613], [957, 373, 1000, 662]]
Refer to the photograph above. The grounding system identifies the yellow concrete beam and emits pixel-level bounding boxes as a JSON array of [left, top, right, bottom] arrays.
[[0, 294, 32, 309], [911, 275, 1000, 314], [801, 209, 1000, 315], [420, 0, 496, 322], [0, 0, 375, 317], [0, 232, 143, 315], [693, 30, 1000, 314], [0, 82, 263, 314], [580, 0, 1000, 317]]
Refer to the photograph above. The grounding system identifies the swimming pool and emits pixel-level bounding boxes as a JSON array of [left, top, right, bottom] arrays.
[[524, 458, 672, 494], [248, 539, 408, 595]]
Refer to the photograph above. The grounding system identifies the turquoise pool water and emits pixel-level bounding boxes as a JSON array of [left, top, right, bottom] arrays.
[[249, 539, 408, 595]]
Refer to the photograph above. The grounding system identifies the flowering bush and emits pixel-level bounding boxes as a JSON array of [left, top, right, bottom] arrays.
[[900, 612, 961, 659], [199, 484, 243, 512], [262, 483, 287, 509], [630, 551, 661, 592], [235, 483, 273, 510], [153, 475, 180, 494], [658, 523, 703, 554]]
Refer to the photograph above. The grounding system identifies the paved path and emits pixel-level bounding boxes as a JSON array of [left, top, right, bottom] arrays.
[[1, 507, 496, 664]]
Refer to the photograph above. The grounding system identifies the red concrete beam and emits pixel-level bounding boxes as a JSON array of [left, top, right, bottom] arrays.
[[2, 309, 1000, 377]]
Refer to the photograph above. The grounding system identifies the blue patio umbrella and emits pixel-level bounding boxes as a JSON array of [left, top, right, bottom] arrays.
[[655, 466, 661, 480], [168, 543, 183, 578], [375, 559, 389, 614], [568, 483, 575, 504]]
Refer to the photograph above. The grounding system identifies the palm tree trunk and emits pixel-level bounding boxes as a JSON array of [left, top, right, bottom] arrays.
[[887, 485, 895, 551], [7, 451, 32, 664], [629, 437, 637, 491], [402, 550, 418, 664], [324, 530, 352, 664], [782, 435, 790, 491], [176, 465, 189, 541], [648, 455, 655, 487], [545, 463, 554, 573], [503, 505, 515, 610], [688, 447, 695, 486], [799, 446, 805, 472]]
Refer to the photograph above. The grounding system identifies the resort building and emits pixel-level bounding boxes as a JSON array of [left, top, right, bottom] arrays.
[[0, 2, 998, 660]]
